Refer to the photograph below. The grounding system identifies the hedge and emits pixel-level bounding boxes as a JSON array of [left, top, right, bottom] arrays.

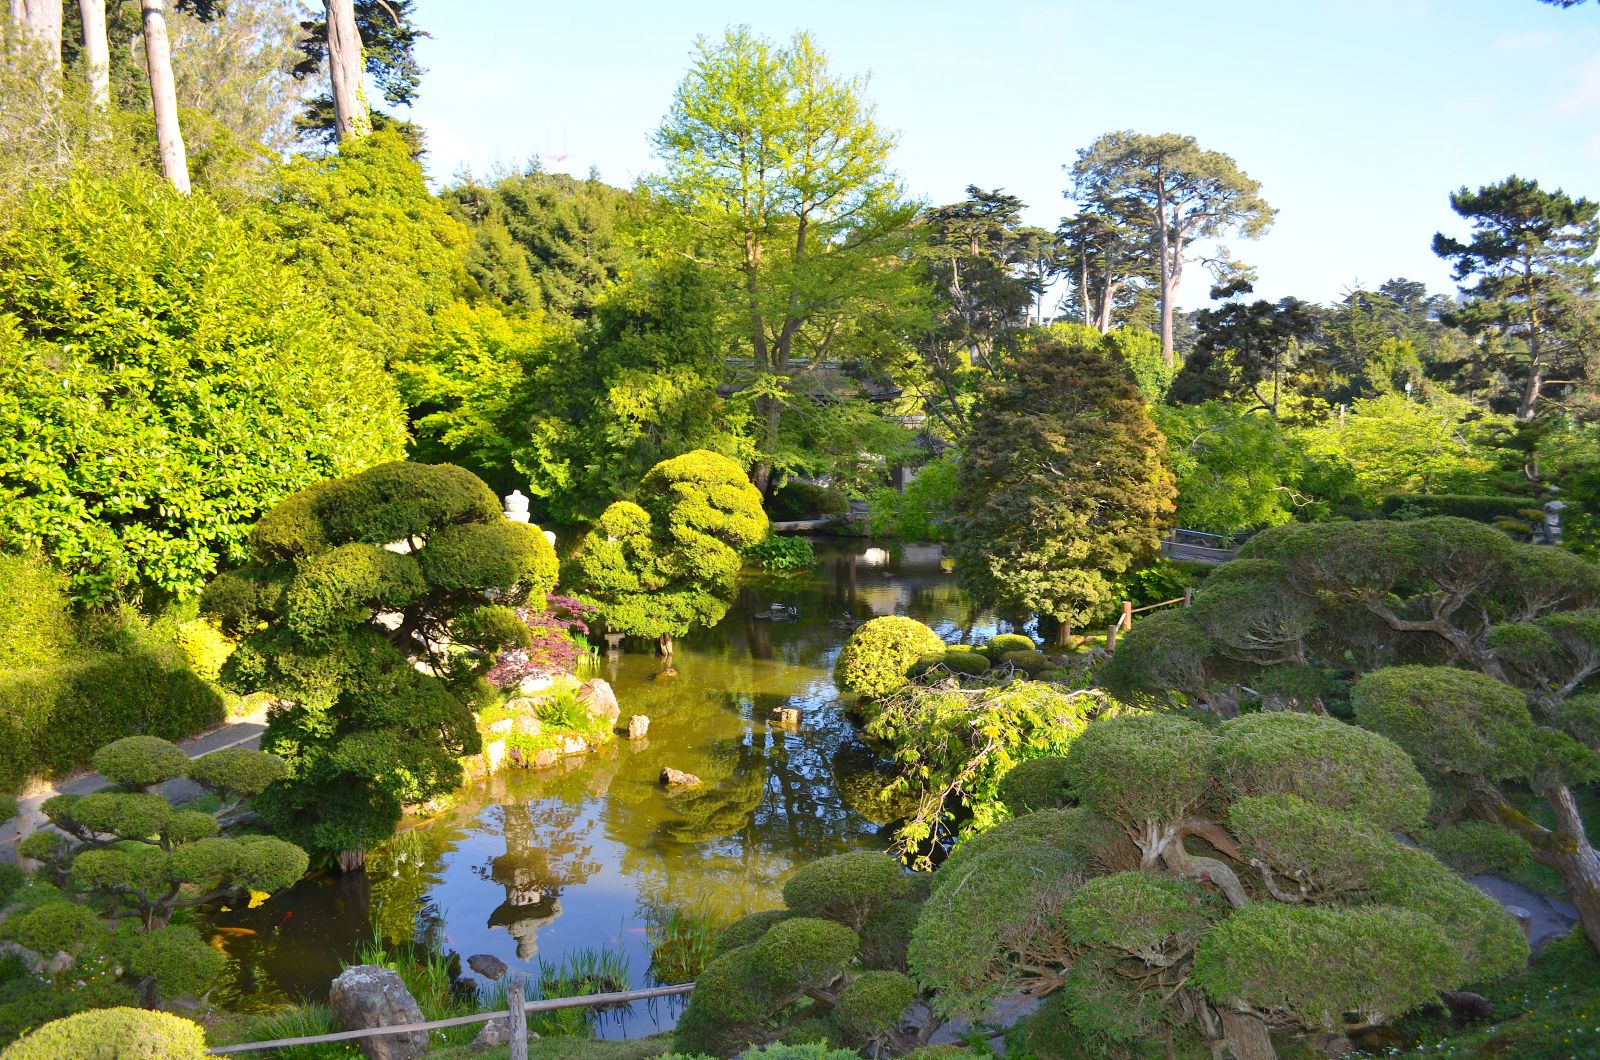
[[1380, 494, 1535, 523], [0, 649, 223, 791]]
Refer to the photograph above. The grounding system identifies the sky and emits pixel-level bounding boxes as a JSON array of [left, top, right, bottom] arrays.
[[402, 0, 1600, 311]]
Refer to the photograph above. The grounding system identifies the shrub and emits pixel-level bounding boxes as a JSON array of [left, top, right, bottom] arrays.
[[987, 633, 1035, 655], [1379, 493, 1534, 523], [749, 535, 817, 573], [749, 917, 859, 995], [0, 1006, 207, 1059], [996, 757, 1074, 816], [1368, 843, 1529, 980], [712, 910, 794, 957], [834, 617, 947, 700], [173, 618, 234, 683], [781, 851, 910, 930], [1065, 714, 1216, 828], [1426, 820, 1534, 876], [858, 899, 921, 973], [1059, 874, 1211, 955], [1001, 650, 1051, 675], [769, 480, 850, 521], [129, 926, 226, 1000], [836, 970, 916, 1044], [184, 748, 288, 800], [7, 903, 100, 955], [0, 555, 75, 673], [937, 649, 990, 676], [0, 796, 15, 822], [90, 737, 191, 791], [0, 864, 24, 906]]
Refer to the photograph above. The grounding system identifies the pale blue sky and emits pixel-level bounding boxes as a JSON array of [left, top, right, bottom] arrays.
[[404, 0, 1600, 310]]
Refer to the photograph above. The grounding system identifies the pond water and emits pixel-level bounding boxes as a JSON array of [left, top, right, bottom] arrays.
[[206, 539, 996, 1032]]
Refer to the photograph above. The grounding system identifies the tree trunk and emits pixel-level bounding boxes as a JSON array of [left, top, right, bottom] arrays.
[[1054, 621, 1072, 647], [1218, 1010, 1277, 1060], [1483, 784, 1600, 951], [1154, 184, 1176, 367], [140, 0, 189, 194], [337, 846, 366, 873], [1518, 257, 1542, 421], [14, 0, 61, 68], [325, 0, 370, 142], [79, 0, 109, 109], [657, 632, 673, 658]]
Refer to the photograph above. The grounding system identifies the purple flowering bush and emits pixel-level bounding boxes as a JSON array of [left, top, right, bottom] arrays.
[[485, 595, 597, 687]]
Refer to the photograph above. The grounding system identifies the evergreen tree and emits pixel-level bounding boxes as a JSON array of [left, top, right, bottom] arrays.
[[951, 329, 1176, 644]]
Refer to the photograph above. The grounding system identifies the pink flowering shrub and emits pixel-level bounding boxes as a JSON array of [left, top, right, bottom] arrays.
[[485, 595, 597, 686]]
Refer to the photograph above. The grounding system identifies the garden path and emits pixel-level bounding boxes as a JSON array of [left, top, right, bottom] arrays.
[[0, 708, 268, 863]]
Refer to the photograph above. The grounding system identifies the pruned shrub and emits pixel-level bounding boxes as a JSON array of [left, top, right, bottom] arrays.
[[987, 633, 1035, 655], [834, 616, 947, 700], [712, 909, 793, 957], [835, 970, 916, 1045], [781, 851, 910, 930], [1001, 650, 1051, 675], [1426, 820, 1534, 876], [129, 926, 226, 1000], [996, 756, 1074, 816], [91, 737, 191, 791], [0, 1006, 207, 1059]]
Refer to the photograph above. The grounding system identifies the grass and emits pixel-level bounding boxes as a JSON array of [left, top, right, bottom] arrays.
[[428, 1033, 676, 1059], [644, 903, 720, 985]]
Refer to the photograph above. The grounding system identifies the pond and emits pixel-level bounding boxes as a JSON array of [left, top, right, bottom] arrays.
[[205, 538, 997, 1033]]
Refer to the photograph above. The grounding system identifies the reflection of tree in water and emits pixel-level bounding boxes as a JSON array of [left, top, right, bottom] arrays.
[[474, 799, 603, 958]]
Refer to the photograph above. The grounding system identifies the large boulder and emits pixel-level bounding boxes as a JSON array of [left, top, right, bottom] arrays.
[[329, 964, 428, 1060], [577, 679, 620, 726]]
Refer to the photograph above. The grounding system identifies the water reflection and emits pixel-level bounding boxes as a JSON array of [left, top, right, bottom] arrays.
[[205, 539, 996, 1031]]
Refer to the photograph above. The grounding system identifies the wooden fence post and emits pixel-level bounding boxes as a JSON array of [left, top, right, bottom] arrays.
[[1120, 600, 1133, 632], [1105, 623, 1118, 652], [507, 977, 528, 1060], [1183, 587, 1193, 608]]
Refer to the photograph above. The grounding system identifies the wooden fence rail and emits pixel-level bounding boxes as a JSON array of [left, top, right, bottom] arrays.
[[1105, 591, 1192, 652], [207, 982, 695, 1056]]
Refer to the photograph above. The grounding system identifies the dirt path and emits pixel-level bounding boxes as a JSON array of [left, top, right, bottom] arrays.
[[0, 709, 269, 863]]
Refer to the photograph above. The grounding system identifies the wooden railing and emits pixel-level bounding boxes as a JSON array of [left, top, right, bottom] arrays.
[[208, 981, 694, 1058], [1104, 591, 1192, 652]]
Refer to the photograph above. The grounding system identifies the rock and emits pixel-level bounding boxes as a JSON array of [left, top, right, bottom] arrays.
[[770, 707, 800, 727], [1441, 990, 1494, 1023], [577, 679, 620, 726], [627, 715, 649, 740], [484, 718, 514, 736], [483, 740, 506, 774], [513, 715, 541, 736], [470, 1015, 538, 1053], [466, 953, 508, 980], [43, 950, 75, 976], [557, 734, 588, 756], [329, 964, 428, 1060], [0, 941, 45, 976], [518, 675, 553, 695], [650, 667, 678, 681], [532, 748, 558, 769], [660, 767, 701, 788], [1312, 1032, 1354, 1058]]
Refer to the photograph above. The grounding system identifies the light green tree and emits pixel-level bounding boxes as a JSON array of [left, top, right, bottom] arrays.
[[1297, 392, 1509, 503], [651, 26, 924, 493]]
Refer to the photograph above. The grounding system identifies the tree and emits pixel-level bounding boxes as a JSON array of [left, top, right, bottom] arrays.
[[202, 462, 557, 869], [1172, 281, 1319, 416], [1058, 191, 1157, 334], [322, 0, 367, 141], [572, 450, 768, 656], [140, 0, 189, 192], [1072, 132, 1275, 366], [0, 170, 406, 602], [652, 26, 923, 493], [78, 0, 108, 109], [1108, 516, 1600, 950], [22, 735, 305, 1006], [10, 0, 62, 67], [1298, 392, 1508, 503], [1434, 175, 1600, 418], [293, 0, 425, 143], [1154, 401, 1315, 535], [909, 711, 1525, 1059], [950, 330, 1176, 645]]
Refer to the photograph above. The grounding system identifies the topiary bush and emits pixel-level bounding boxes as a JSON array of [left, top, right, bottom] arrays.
[[986, 633, 1035, 655], [129, 926, 226, 1000], [0, 1006, 207, 1059], [937, 649, 991, 677], [834, 616, 947, 700], [1000, 650, 1051, 675], [781, 851, 910, 931], [90, 737, 191, 791], [1425, 820, 1534, 876], [835, 970, 916, 1047], [995, 757, 1074, 816]]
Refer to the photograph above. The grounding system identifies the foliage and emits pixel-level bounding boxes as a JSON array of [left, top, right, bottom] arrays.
[[0, 555, 74, 672], [770, 481, 851, 521], [1380, 493, 1535, 522], [868, 458, 961, 543], [1154, 401, 1325, 534], [868, 682, 1114, 863], [203, 462, 552, 863], [573, 451, 768, 648], [0, 1007, 207, 1060], [483, 595, 597, 686], [907, 710, 1527, 1055], [0, 170, 405, 602], [781, 852, 911, 931], [749, 536, 818, 574], [833, 617, 947, 701], [951, 330, 1175, 642]]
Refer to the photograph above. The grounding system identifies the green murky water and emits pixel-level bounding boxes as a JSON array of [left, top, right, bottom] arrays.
[[206, 539, 994, 1032]]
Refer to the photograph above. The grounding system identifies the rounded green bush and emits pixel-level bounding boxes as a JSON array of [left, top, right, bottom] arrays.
[[711, 909, 793, 957], [1065, 714, 1216, 828], [750, 917, 860, 995], [16, 831, 63, 863], [0, 862, 24, 906], [858, 898, 922, 973], [1226, 794, 1389, 896], [1214, 711, 1431, 832], [417, 519, 558, 599], [307, 461, 502, 548], [1351, 665, 1537, 786], [185, 748, 288, 799], [0, 1006, 207, 1059], [940, 649, 991, 676], [284, 544, 425, 637], [1426, 820, 1534, 876], [934, 808, 1102, 893], [67, 792, 173, 840], [782, 851, 911, 930], [1369, 843, 1529, 980], [130, 926, 226, 999], [987, 633, 1036, 655], [10, 902, 100, 955], [1001, 650, 1052, 675], [1061, 874, 1210, 954], [836, 969, 916, 1042], [996, 756, 1074, 816], [91, 736, 190, 790], [834, 616, 947, 699]]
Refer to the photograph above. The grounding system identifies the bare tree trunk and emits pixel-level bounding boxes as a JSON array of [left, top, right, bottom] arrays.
[[1154, 185, 1176, 367], [140, 0, 189, 193], [14, 0, 61, 68], [1483, 785, 1600, 952], [79, 0, 108, 108], [325, 0, 370, 141]]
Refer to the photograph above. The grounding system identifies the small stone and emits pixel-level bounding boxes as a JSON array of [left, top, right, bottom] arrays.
[[470, 1017, 507, 1053], [1441, 990, 1494, 1023], [518, 675, 553, 695], [505, 697, 539, 714], [576, 679, 620, 726], [512, 715, 542, 736], [627, 715, 649, 740], [558, 734, 588, 756], [1312, 1032, 1354, 1058], [532, 748, 558, 769], [484, 718, 514, 736], [466, 953, 508, 980], [660, 767, 701, 788], [650, 667, 678, 681], [482, 740, 506, 774], [507, 746, 524, 768], [770, 707, 800, 727]]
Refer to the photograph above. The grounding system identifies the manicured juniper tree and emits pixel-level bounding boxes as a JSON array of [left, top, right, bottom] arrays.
[[572, 450, 768, 657], [950, 329, 1176, 645], [202, 461, 557, 870], [20, 735, 305, 1006], [909, 712, 1526, 1060], [1103, 515, 1600, 950]]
